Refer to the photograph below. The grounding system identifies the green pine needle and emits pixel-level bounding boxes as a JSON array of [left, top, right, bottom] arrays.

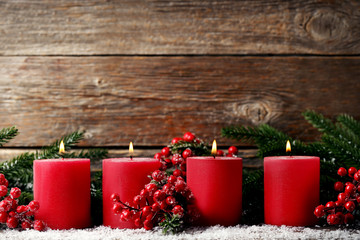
[[159, 213, 184, 234], [0, 126, 18, 147]]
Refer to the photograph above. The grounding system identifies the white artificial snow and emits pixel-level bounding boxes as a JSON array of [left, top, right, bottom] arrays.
[[1, 224, 360, 240]]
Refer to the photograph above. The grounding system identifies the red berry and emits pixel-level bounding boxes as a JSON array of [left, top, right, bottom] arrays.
[[183, 132, 195, 142], [3, 179, 8, 187], [216, 150, 224, 156], [153, 190, 166, 202], [354, 172, 360, 181], [344, 213, 354, 224], [356, 196, 360, 203], [152, 202, 161, 212], [6, 217, 19, 228], [110, 193, 120, 203], [0, 185, 7, 197], [175, 180, 187, 192], [162, 183, 174, 195], [348, 167, 357, 177], [152, 170, 165, 182], [166, 196, 176, 206], [335, 200, 344, 207], [345, 201, 356, 212], [327, 214, 339, 225], [338, 167, 347, 177], [21, 220, 32, 230], [180, 161, 186, 171], [334, 181, 344, 192], [171, 154, 183, 165], [314, 205, 325, 218], [161, 147, 171, 157], [0, 200, 11, 211], [140, 189, 149, 198], [167, 175, 177, 185], [145, 183, 158, 196], [134, 218, 143, 227], [228, 146, 238, 155], [120, 209, 131, 221], [335, 212, 345, 224], [112, 202, 123, 214], [154, 152, 162, 160], [338, 193, 348, 204], [182, 149, 192, 159], [0, 174, 5, 185], [172, 205, 184, 217], [173, 169, 182, 177], [8, 211, 16, 218], [142, 206, 152, 217], [16, 205, 28, 214], [345, 183, 355, 194], [10, 187, 21, 199], [0, 211, 7, 223], [325, 201, 336, 208], [160, 200, 168, 211], [33, 220, 46, 231], [133, 195, 143, 205], [143, 219, 153, 230], [171, 137, 183, 145], [28, 200, 40, 212]]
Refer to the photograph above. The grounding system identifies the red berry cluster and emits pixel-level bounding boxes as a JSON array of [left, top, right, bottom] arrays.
[[112, 132, 239, 232], [216, 145, 239, 157], [0, 173, 46, 231], [314, 167, 360, 225], [111, 132, 201, 231]]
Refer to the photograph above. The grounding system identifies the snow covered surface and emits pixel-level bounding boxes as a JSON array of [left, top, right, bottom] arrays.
[[1, 224, 360, 240]]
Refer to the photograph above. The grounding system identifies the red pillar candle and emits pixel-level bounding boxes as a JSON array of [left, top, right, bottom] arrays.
[[102, 158, 160, 228], [187, 156, 243, 226], [33, 158, 91, 229], [264, 155, 320, 226]]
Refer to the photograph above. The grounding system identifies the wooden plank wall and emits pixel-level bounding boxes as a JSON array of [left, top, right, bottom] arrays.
[[0, 0, 359, 165]]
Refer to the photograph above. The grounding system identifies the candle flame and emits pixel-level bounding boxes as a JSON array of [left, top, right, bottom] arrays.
[[59, 140, 65, 154], [129, 142, 134, 156], [211, 140, 217, 156], [286, 140, 291, 153]]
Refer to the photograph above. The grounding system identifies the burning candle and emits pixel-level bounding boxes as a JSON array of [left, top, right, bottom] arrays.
[[187, 140, 243, 226], [102, 142, 160, 228], [33, 141, 91, 229], [264, 140, 320, 226]]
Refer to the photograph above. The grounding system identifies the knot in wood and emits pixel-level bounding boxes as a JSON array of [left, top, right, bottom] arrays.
[[304, 9, 349, 42], [229, 101, 277, 125]]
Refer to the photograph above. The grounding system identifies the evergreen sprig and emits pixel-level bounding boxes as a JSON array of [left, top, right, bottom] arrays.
[[0, 126, 18, 147], [158, 213, 184, 234], [0, 130, 108, 196]]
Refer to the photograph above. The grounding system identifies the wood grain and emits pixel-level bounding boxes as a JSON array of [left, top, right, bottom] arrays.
[[0, 56, 359, 147], [0, 0, 359, 55]]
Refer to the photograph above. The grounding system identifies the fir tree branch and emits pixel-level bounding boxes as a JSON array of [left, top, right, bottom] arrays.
[[337, 114, 360, 138], [159, 213, 184, 234], [0, 126, 18, 147], [35, 131, 85, 160]]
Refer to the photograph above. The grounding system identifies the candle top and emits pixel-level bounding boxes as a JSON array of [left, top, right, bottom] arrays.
[[103, 158, 157, 163], [265, 156, 319, 161], [34, 158, 90, 162], [188, 156, 242, 161]]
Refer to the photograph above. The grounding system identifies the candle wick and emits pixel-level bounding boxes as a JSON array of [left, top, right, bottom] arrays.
[[130, 156, 133, 160], [212, 155, 216, 159]]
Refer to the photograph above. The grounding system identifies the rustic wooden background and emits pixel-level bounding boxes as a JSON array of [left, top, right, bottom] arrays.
[[0, 0, 359, 166]]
